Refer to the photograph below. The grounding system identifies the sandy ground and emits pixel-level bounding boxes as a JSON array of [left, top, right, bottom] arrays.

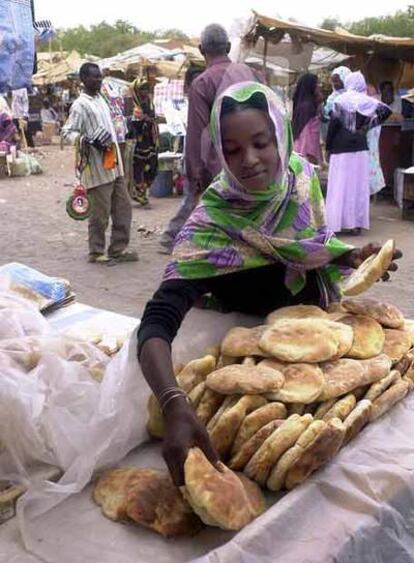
[[1, 145, 413, 319]]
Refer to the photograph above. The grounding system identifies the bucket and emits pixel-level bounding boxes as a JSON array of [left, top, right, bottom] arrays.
[[150, 171, 173, 198]]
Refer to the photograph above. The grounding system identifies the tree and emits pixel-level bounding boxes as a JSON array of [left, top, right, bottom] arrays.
[[38, 21, 189, 58], [320, 18, 341, 32], [347, 7, 414, 38]]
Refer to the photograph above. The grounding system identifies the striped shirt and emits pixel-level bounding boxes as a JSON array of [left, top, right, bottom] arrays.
[[62, 93, 124, 189]]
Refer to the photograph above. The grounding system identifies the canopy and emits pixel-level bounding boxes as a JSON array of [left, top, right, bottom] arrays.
[[247, 13, 414, 62]]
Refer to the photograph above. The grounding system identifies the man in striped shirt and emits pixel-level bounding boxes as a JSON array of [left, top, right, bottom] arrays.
[[62, 63, 137, 264]]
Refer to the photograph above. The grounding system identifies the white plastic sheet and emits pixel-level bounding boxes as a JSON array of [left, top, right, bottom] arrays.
[[1, 308, 414, 562]]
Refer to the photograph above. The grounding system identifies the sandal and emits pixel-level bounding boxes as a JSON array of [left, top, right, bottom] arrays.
[[107, 251, 139, 265]]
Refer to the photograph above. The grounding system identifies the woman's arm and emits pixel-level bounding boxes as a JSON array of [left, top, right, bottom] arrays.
[[138, 280, 218, 485]]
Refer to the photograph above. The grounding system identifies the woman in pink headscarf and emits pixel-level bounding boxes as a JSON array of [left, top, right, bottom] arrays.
[[325, 71, 391, 235]]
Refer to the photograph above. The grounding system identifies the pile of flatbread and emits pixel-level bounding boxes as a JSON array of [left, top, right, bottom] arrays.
[[147, 298, 414, 493]]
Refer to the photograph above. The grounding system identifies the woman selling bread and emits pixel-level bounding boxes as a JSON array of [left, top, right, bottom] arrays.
[[138, 82, 401, 485]]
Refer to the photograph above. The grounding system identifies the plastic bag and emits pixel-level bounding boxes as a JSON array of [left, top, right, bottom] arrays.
[[0, 263, 71, 311]]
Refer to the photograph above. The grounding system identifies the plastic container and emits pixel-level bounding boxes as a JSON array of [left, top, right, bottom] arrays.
[[150, 171, 173, 198]]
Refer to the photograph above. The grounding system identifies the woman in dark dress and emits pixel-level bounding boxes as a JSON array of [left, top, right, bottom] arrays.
[[137, 82, 401, 485], [126, 79, 159, 207]]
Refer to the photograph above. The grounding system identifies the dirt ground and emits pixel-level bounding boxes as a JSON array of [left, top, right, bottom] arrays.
[[1, 145, 413, 319]]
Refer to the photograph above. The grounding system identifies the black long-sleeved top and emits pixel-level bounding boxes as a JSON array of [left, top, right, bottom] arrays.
[[137, 264, 321, 356], [326, 107, 392, 155]]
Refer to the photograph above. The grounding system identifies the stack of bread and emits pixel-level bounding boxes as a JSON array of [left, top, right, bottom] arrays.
[[147, 298, 414, 496]]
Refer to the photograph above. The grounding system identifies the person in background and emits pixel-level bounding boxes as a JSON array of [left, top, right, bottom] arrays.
[[366, 84, 386, 196], [292, 73, 323, 166], [159, 66, 204, 253], [137, 82, 401, 485], [159, 23, 260, 253], [11, 88, 33, 147], [125, 79, 159, 208], [324, 66, 351, 119], [0, 111, 19, 152], [380, 81, 402, 120], [41, 99, 58, 124], [62, 63, 137, 265], [325, 71, 391, 235]]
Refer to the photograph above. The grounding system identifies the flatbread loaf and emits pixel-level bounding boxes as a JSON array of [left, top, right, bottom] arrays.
[[266, 305, 328, 325], [221, 326, 267, 357], [313, 399, 336, 419], [403, 319, 414, 347], [364, 370, 401, 402], [259, 319, 341, 363], [205, 364, 284, 395], [263, 363, 325, 404], [358, 354, 392, 384], [209, 395, 267, 458], [244, 414, 313, 486], [343, 400, 372, 445], [196, 389, 225, 425], [183, 448, 265, 530], [228, 419, 285, 471], [370, 380, 410, 421], [322, 394, 356, 421], [342, 298, 404, 329], [318, 359, 366, 401], [267, 420, 326, 491], [207, 396, 238, 433], [94, 468, 201, 537], [284, 418, 345, 490], [394, 353, 414, 376], [125, 469, 202, 537], [232, 402, 287, 454], [341, 239, 395, 297], [382, 329, 412, 364], [147, 395, 164, 439], [188, 382, 206, 408], [337, 314, 385, 360], [176, 355, 217, 393]]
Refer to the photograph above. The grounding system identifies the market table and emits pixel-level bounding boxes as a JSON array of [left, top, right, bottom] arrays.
[[1, 308, 414, 563]]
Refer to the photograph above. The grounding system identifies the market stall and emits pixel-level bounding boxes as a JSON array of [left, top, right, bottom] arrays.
[[2, 250, 414, 562]]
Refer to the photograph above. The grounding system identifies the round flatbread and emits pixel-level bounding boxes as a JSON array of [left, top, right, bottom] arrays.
[[284, 418, 346, 490], [232, 402, 287, 454], [358, 354, 392, 384], [182, 448, 265, 530], [266, 305, 328, 325], [263, 363, 325, 404], [205, 364, 285, 395], [221, 326, 267, 357], [403, 319, 414, 347], [341, 239, 395, 297], [259, 319, 340, 363], [337, 314, 385, 360], [342, 298, 404, 329], [343, 400, 372, 445], [370, 380, 410, 422], [322, 394, 357, 422], [244, 414, 313, 486], [319, 359, 366, 401], [382, 329, 412, 364], [228, 419, 285, 471], [266, 420, 326, 491]]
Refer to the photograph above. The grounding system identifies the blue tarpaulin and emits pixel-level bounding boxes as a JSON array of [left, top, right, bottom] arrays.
[[0, 0, 35, 92]]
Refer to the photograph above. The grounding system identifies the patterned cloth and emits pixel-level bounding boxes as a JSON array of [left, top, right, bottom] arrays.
[[164, 82, 353, 306], [101, 78, 128, 144], [154, 80, 185, 117], [61, 92, 123, 189]]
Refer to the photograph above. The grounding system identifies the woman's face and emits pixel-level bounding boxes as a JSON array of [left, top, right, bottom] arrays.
[[221, 108, 280, 191], [331, 74, 344, 91]]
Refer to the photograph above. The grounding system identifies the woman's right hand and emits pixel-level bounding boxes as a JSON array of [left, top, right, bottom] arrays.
[[162, 396, 218, 486]]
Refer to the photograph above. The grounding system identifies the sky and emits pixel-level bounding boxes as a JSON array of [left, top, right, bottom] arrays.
[[34, 0, 411, 35]]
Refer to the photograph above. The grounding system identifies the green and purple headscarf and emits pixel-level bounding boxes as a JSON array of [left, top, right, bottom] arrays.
[[164, 82, 352, 306]]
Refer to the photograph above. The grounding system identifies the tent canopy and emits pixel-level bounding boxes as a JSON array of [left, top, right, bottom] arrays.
[[248, 12, 414, 62]]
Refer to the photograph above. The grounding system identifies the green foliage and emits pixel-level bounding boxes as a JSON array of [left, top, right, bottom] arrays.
[[320, 18, 341, 31], [320, 6, 414, 38], [38, 20, 189, 58]]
